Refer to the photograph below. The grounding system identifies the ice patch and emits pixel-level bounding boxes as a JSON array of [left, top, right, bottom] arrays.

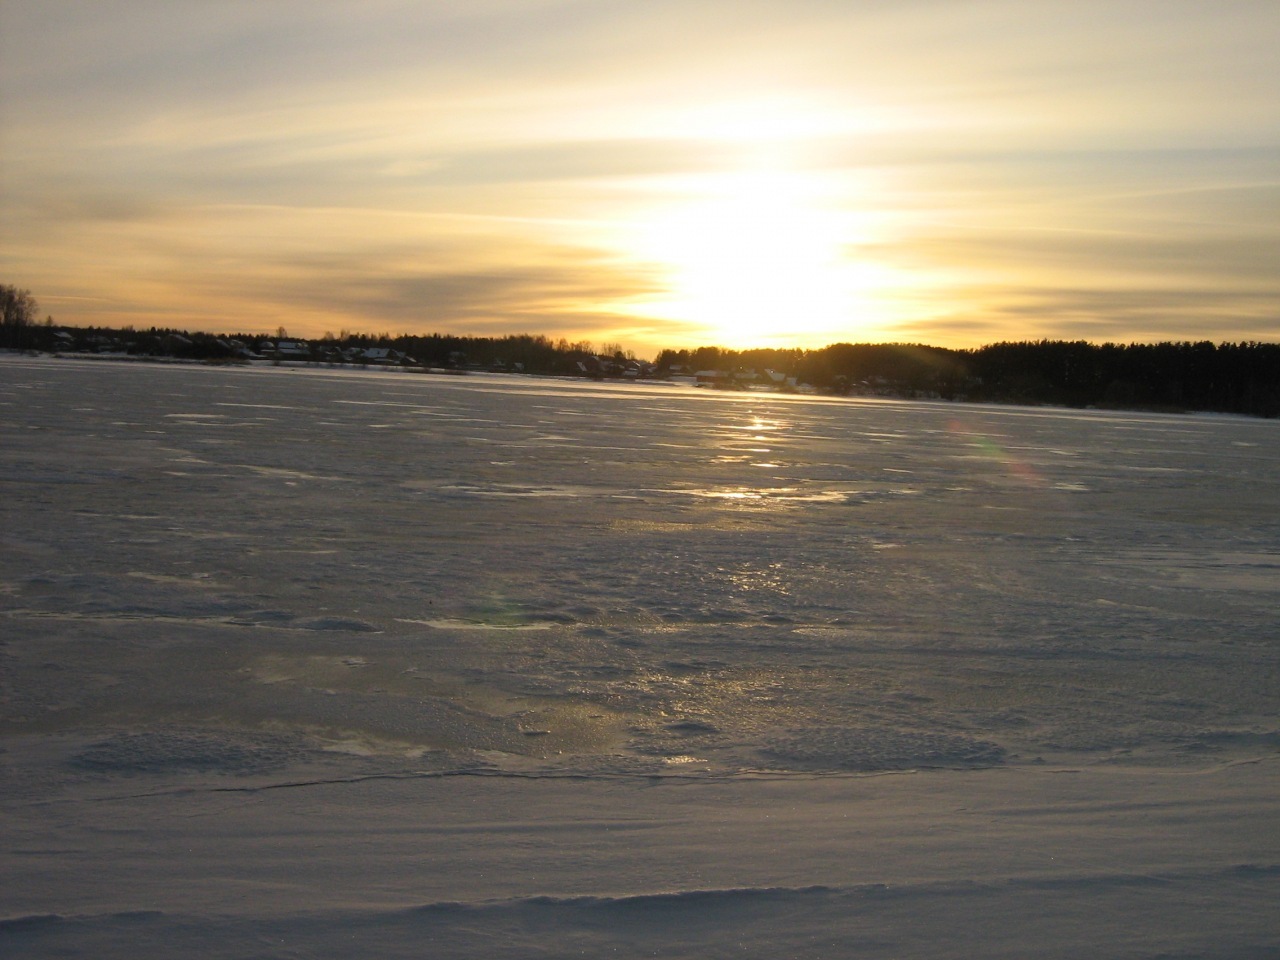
[[427, 482, 638, 499], [674, 486, 849, 503], [400, 618, 554, 631], [762, 728, 1006, 772], [70, 729, 312, 775], [294, 617, 380, 632]]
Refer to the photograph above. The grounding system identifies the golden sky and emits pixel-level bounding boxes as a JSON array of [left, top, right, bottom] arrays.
[[2, 1, 1278, 354]]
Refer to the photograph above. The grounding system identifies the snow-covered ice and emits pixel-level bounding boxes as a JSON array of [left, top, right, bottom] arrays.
[[2, 356, 1278, 958]]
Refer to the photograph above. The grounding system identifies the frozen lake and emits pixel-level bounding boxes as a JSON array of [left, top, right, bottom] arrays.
[[3, 356, 1278, 958]]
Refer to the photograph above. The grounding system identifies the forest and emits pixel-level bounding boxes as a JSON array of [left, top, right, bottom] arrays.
[[2, 283, 1277, 417]]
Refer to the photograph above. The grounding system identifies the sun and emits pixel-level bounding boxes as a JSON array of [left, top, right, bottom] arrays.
[[622, 169, 896, 348]]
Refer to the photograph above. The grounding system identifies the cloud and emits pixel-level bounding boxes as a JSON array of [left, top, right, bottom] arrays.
[[72, 220, 672, 342], [906, 285, 1280, 347], [3, 0, 1279, 351], [252, 257, 667, 332]]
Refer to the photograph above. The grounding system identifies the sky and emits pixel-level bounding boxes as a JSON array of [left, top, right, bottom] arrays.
[[2, 0, 1278, 355]]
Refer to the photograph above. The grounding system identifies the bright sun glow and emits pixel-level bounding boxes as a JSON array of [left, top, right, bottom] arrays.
[[621, 169, 900, 348]]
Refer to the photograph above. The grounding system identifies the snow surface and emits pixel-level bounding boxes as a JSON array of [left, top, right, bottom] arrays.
[[2, 356, 1278, 958]]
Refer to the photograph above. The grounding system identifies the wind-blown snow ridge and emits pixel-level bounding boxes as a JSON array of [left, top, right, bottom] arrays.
[[412, 884, 848, 914], [20, 764, 932, 809], [0, 910, 164, 931], [401, 864, 1280, 915], [7, 864, 1276, 933]]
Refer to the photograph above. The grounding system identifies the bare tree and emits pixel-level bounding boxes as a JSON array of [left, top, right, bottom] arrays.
[[0, 285, 40, 348], [1, 284, 38, 329]]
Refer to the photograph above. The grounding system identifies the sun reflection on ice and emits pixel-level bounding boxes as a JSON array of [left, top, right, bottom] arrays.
[[679, 487, 847, 503], [724, 562, 791, 596]]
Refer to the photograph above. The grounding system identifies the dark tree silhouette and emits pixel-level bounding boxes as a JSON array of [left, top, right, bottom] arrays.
[[4, 281, 1277, 416], [0, 285, 40, 349]]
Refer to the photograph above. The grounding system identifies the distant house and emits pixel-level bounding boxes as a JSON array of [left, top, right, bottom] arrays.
[[691, 368, 802, 392], [349, 347, 412, 366], [576, 355, 608, 377], [261, 340, 311, 360], [84, 333, 124, 353], [315, 343, 345, 363], [753, 369, 801, 392]]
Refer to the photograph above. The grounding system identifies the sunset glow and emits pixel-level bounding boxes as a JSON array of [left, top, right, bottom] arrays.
[[1, 1, 1277, 354], [619, 169, 901, 347]]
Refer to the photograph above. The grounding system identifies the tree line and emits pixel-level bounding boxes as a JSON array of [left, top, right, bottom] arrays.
[[653, 339, 1280, 417], [2, 283, 1277, 417]]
